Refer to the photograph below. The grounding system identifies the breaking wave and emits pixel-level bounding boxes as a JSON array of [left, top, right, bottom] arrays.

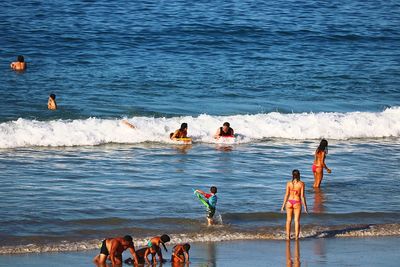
[[1, 223, 399, 254], [0, 107, 399, 148]]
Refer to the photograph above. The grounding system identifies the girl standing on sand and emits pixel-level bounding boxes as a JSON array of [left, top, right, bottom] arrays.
[[281, 169, 308, 240], [312, 139, 331, 188]]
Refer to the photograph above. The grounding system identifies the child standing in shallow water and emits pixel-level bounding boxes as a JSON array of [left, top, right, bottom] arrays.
[[196, 186, 218, 225]]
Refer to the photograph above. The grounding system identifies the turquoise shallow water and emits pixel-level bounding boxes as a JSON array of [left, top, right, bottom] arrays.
[[0, 0, 400, 253]]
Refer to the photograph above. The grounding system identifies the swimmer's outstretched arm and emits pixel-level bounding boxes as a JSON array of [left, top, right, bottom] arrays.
[[122, 120, 136, 129]]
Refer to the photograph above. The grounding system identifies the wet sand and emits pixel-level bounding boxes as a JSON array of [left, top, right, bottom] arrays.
[[1, 237, 399, 267]]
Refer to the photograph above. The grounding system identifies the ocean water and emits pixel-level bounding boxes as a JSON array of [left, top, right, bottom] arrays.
[[1, 0, 400, 254]]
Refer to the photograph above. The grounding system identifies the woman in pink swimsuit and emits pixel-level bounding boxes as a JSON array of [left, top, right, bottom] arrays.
[[312, 139, 331, 188], [281, 169, 308, 240]]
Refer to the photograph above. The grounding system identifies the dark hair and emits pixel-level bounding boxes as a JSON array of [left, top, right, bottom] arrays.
[[183, 243, 191, 251], [292, 169, 300, 182], [17, 55, 24, 62], [160, 234, 170, 243], [223, 122, 230, 127], [210, 186, 217, 194], [123, 235, 133, 244], [50, 94, 56, 100], [180, 123, 188, 131], [317, 139, 328, 154]]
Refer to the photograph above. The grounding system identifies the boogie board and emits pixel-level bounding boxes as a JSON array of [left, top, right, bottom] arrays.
[[193, 189, 211, 209], [174, 137, 192, 144]]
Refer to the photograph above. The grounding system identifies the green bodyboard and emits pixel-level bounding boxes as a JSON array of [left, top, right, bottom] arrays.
[[193, 190, 211, 209]]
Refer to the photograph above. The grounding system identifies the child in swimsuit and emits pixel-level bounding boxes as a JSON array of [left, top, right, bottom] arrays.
[[171, 243, 190, 263], [196, 186, 218, 226]]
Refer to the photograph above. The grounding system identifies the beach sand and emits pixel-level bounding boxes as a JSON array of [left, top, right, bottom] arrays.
[[1, 237, 399, 267]]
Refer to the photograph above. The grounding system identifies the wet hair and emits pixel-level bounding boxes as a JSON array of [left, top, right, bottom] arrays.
[[50, 94, 56, 100], [210, 186, 217, 194], [292, 169, 300, 182], [180, 123, 188, 131], [17, 55, 24, 62], [123, 235, 133, 244], [160, 234, 170, 243], [223, 122, 230, 127], [317, 139, 328, 154], [183, 243, 191, 251]]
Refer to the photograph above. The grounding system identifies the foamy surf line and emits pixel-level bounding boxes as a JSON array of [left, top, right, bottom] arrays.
[[1, 223, 399, 254], [0, 107, 399, 148]]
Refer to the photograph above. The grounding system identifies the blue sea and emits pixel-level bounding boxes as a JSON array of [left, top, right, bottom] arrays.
[[1, 0, 400, 255]]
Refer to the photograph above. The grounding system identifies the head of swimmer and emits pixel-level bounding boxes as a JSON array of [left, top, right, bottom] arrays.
[[183, 243, 191, 251], [180, 123, 188, 131], [122, 235, 133, 248], [222, 122, 230, 132], [292, 169, 300, 182], [318, 139, 328, 153], [210, 186, 217, 194], [17, 55, 25, 63], [161, 234, 170, 243]]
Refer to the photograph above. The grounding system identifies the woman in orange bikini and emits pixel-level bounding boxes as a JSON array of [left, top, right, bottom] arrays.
[[312, 139, 331, 188], [281, 169, 308, 240]]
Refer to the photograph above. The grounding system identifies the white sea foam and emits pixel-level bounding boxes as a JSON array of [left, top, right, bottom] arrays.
[[1, 224, 400, 254], [0, 107, 399, 148]]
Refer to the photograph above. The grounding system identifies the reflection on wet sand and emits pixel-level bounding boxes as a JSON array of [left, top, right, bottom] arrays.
[[286, 240, 300, 267]]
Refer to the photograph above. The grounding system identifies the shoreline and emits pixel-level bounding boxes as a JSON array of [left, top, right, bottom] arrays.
[[1, 237, 399, 267], [1, 222, 400, 255]]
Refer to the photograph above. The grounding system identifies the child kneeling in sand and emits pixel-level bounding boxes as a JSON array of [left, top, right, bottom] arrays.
[[171, 243, 190, 264]]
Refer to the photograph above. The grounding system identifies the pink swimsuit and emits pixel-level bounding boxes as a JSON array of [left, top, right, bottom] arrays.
[[287, 189, 301, 206]]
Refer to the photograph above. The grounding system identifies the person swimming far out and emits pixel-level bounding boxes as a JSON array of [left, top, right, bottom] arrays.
[[47, 94, 57, 110], [312, 139, 331, 188], [281, 170, 308, 240], [214, 122, 234, 139], [170, 123, 188, 140], [10, 55, 27, 71]]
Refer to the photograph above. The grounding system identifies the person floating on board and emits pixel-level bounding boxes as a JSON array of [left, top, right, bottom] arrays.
[[47, 94, 57, 110], [170, 123, 188, 140], [10, 55, 27, 71], [214, 122, 234, 139], [93, 235, 138, 266], [146, 234, 170, 263], [124, 245, 158, 265], [195, 186, 218, 225], [171, 243, 190, 264]]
